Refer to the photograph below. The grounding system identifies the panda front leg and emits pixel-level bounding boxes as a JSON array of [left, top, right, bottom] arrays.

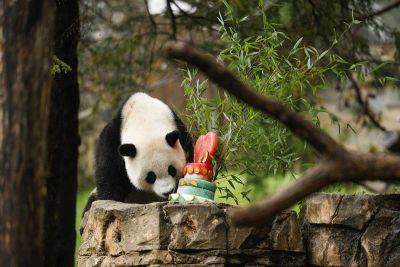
[[96, 174, 132, 202], [81, 173, 131, 216], [86, 114, 132, 210], [82, 188, 98, 216], [94, 120, 132, 203]]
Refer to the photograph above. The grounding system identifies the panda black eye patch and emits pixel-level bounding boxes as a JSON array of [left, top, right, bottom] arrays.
[[119, 144, 136, 157], [166, 130, 180, 147], [168, 165, 177, 177], [145, 171, 157, 184]]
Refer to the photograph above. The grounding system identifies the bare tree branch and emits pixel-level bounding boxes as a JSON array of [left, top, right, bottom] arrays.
[[165, 42, 400, 226], [231, 153, 400, 225], [144, 0, 157, 33], [388, 132, 400, 154], [231, 163, 335, 224], [357, 0, 400, 21], [348, 72, 387, 132], [166, 0, 177, 40], [171, 0, 216, 23]]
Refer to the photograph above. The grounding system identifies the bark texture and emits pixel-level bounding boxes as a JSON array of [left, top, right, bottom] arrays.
[[0, 0, 80, 265], [44, 0, 80, 266], [0, 0, 55, 266]]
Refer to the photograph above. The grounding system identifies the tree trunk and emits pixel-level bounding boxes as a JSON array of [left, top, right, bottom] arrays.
[[44, 1, 80, 266], [0, 0, 55, 266]]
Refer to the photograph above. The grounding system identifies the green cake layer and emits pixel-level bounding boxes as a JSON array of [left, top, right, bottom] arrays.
[[177, 185, 215, 200], [178, 177, 217, 192]]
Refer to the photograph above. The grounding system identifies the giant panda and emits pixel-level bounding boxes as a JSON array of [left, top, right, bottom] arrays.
[[83, 92, 193, 214]]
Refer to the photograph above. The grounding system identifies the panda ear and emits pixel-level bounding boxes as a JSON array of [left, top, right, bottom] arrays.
[[119, 144, 136, 157], [166, 130, 180, 147]]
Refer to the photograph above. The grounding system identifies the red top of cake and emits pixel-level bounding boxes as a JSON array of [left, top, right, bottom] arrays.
[[183, 132, 218, 181], [194, 131, 218, 164]]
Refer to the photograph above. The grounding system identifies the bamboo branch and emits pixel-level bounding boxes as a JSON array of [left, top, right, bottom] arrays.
[[165, 42, 400, 226], [165, 42, 348, 158]]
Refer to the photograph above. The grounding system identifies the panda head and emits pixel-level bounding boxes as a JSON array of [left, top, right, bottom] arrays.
[[119, 130, 186, 198]]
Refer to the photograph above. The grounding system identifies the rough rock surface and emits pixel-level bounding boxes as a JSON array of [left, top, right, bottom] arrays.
[[164, 203, 227, 250], [302, 193, 400, 267], [80, 201, 170, 256], [79, 194, 400, 266], [361, 208, 400, 266], [79, 200, 305, 266], [301, 193, 378, 230]]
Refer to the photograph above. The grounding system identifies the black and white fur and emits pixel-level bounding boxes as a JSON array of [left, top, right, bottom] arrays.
[[83, 93, 193, 214]]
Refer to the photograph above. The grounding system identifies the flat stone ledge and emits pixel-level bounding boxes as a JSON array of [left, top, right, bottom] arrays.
[[79, 200, 305, 266], [301, 193, 400, 230], [79, 193, 400, 266]]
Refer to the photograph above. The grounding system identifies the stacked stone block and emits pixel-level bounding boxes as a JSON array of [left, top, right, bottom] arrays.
[[301, 193, 400, 266], [79, 201, 305, 266], [79, 193, 400, 266]]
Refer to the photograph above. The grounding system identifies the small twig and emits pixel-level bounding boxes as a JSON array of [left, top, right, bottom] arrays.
[[171, 1, 220, 34], [166, 0, 177, 40], [171, 0, 215, 24], [357, 0, 400, 21], [348, 72, 387, 132], [307, 0, 320, 27], [144, 0, 157, 33]]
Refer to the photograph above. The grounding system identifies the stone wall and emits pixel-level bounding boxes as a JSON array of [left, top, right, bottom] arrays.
[[301, 193, 400, 266], [79, 193, 400, 266]]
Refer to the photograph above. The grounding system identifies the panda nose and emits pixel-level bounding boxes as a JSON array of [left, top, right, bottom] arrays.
[[163, 189, 175, 197]]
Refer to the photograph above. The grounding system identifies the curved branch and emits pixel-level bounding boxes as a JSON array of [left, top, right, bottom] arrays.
[[230, 163, 335, 225], [348, 72, 387, 132], [165, 42, 348, 158], [231, 153, 400, 225], [357, 0, 400, 21]]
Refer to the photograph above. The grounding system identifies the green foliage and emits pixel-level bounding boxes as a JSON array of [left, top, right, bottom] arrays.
[[50, 56, 72, 75], [182, 2, 348, 204]]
